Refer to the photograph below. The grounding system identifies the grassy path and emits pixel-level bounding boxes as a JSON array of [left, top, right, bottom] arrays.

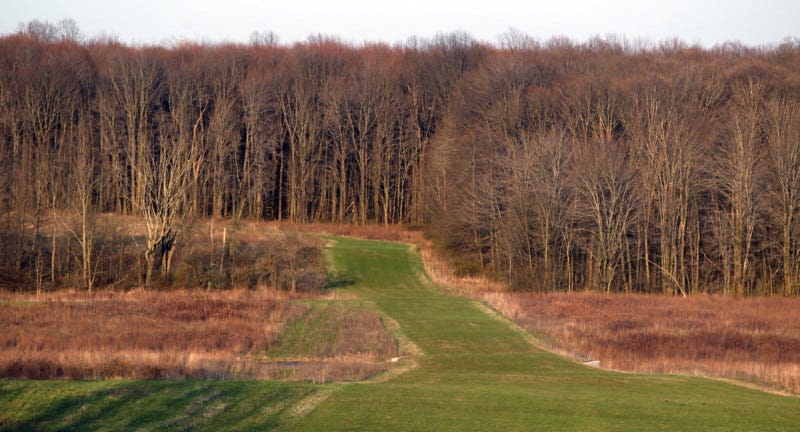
[[290, 237, 800, 431], [2, 237, 798, 430]]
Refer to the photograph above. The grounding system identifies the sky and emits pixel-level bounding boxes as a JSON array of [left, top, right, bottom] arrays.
[[1, 0, 798, 47]]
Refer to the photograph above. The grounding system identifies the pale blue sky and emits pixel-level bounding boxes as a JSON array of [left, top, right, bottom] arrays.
[[1, 0, 797, 46]]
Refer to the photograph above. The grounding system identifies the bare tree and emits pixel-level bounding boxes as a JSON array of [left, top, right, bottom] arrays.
[[505, 131, 571, 290], [321, 75, 352, 222], [239, 60, 277, 219], [205, 51, 243, 218], [572, 140, 639, 292], [276, 50, 330, 222], [249, 30, 279, 47], [1, 32, 799, 297], [627, 84, 703, 295], [104, 49, 162, 214], [764, 95, 800, 295], [17, 19, 81, 43], [713, 80, 765, 296], [164, 48, 209, 217], [139, 117, 197, 287], [60, 114, 97, 291]]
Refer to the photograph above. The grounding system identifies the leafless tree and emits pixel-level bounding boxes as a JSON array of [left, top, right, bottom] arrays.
[[61, 114, 97, 291], [713, 80, 766, 295], [164, 48, 210, 217], [104, 49, 162, 214], [572, 140, 639, 292], [0, 29, 799, 296], [239, 60, 278, 219], [627, 83, 704, 295], [764, 95, 800, 295], [139, 116, 197, 287], [505, 131, 571, 289], [276, 48, 332, 222]]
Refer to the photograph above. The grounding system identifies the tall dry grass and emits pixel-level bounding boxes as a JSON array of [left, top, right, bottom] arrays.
[[274, 221, 422, 243], [0, 289, 308, 379], [0, 221, 415, 381], [0, 286, 402, 382], [481, 291, 800, 393]]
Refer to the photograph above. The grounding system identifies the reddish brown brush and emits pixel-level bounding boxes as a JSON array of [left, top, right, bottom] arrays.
[[0, 287, 400, 382], [325, 309, 399, 359], [275, 221, 423, 243], [481, 291, 800, 393], [0, 289, 308, 379]]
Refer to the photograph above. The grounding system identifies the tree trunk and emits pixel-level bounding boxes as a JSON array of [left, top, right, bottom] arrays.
[[144, 248, 155, 288]]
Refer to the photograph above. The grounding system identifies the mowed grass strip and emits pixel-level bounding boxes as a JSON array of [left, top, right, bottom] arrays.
[[291, 237, 800, 431]]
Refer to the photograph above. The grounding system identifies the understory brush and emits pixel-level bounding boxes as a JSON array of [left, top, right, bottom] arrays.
[[0, 214, 327, 292]]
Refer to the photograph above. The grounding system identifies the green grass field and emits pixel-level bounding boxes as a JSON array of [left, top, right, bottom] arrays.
[[2, 237, 799, 431]]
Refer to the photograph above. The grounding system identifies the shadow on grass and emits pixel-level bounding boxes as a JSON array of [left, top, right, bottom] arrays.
[[324, 272, 357, 290], [1, 380, 309, 431]]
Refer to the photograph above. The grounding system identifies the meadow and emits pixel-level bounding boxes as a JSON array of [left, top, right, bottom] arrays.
[[2, 234, 799, 430]]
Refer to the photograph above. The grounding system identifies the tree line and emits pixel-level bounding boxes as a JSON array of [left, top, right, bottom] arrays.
[[1, 21, 799, 295]]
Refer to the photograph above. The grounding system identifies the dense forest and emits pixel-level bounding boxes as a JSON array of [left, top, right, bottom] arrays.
[[2, 21, 800, 295]]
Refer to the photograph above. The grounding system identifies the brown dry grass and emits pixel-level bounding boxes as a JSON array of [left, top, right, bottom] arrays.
[[0, 286, 403, 382], [0, 289, 311, 379], [415, 238, 506, 294], [273, 221, 422, 243], [481, 291, 800, 393], [0, 221, 414, 382], [163, 218, 328, 292]]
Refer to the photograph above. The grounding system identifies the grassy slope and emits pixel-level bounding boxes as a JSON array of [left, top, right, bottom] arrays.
[[292, 238, 800, 431], [2, 237, 799, 431]]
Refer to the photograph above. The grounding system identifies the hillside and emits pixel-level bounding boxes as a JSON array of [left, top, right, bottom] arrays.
[[3, 237, 799, 431]]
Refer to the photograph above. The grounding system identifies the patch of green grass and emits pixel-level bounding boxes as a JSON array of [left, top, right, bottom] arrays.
[[267, 302, 398, 359], [0, 299, 37, 308], [0, 379, 314, 431]]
